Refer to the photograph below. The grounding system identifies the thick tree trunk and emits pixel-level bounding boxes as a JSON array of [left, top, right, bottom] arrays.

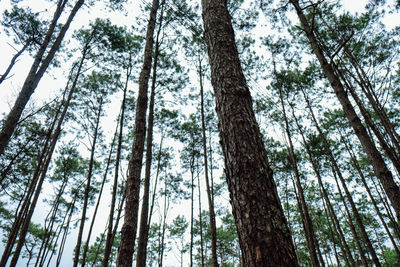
[[0, 0, 84, 155], [116, 0, 159, 265], [289, 0, 400, 220], [201, 1, 298, 266]]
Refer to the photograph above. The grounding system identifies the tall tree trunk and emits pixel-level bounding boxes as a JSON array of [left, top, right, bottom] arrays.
[[198, 55, 219, 267], [201, 1, 298, 266], [2, 50, 84, 265], [0, 0, 84, 155], [103, 65, 131, 267], [340, 130, 400, 258], [343, 47, 400, 156], [55, 194, 78, 267], [338, 71, 400, 175], [73, 97, 104, 267], [293, 111, 355, 266], [81, 118, 119, 267], [298, 86, 380, 266], [197, 166, 205, 267], [116, 0, 159, 265], [289, 0, 400, 220], [136, 2, 164, 263], [276, 73, 320, 267], [190, 165, 194, 267], [331, 166, 369, 267]]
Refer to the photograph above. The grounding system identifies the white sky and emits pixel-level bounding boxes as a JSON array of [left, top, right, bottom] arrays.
[[0, 0, 399, 266]]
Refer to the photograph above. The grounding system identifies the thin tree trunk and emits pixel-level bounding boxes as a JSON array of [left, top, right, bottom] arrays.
[[158, 180, 169, 267], [55, 195, 77, 267], [289, 0, 400, 221], [0, 40, 31, 85], [197, 166, 205, 267], [81, 117, 119, 267], [340, 130, 400, 257], [293, 112, 355, 266], [103, 66, 130, 267], [297, 85, 380, 266], [201, 1, 298, 265], [276, 72, 320, 267], [136, 2, 164, 263], [198, 55, 219, 267], [343, 47, 400, 155], [73, 97, 104, 267], [3, 52, 83, 265], [190, 165, 194, 267], [116, 0, 159, 265], [0, 0, 84, 155], [331, 166, 369, 267]]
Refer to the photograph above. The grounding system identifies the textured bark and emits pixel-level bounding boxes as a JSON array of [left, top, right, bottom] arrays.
[[290, 0, 400, 220], [0, 0, 84, 155], [116, 0, 159, 265], [201, 1, 298, 266]]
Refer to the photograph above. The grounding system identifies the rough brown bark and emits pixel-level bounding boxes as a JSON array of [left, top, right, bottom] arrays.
[[116, 0, 159, 265], [201, 1, 298, 266]]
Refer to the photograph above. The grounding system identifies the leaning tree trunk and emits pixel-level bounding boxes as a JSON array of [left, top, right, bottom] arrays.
[[289, 0, 400, 220], [116, 0, 159, 266], [201, 1, 298, 266], [0, 0, 84, 155]]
